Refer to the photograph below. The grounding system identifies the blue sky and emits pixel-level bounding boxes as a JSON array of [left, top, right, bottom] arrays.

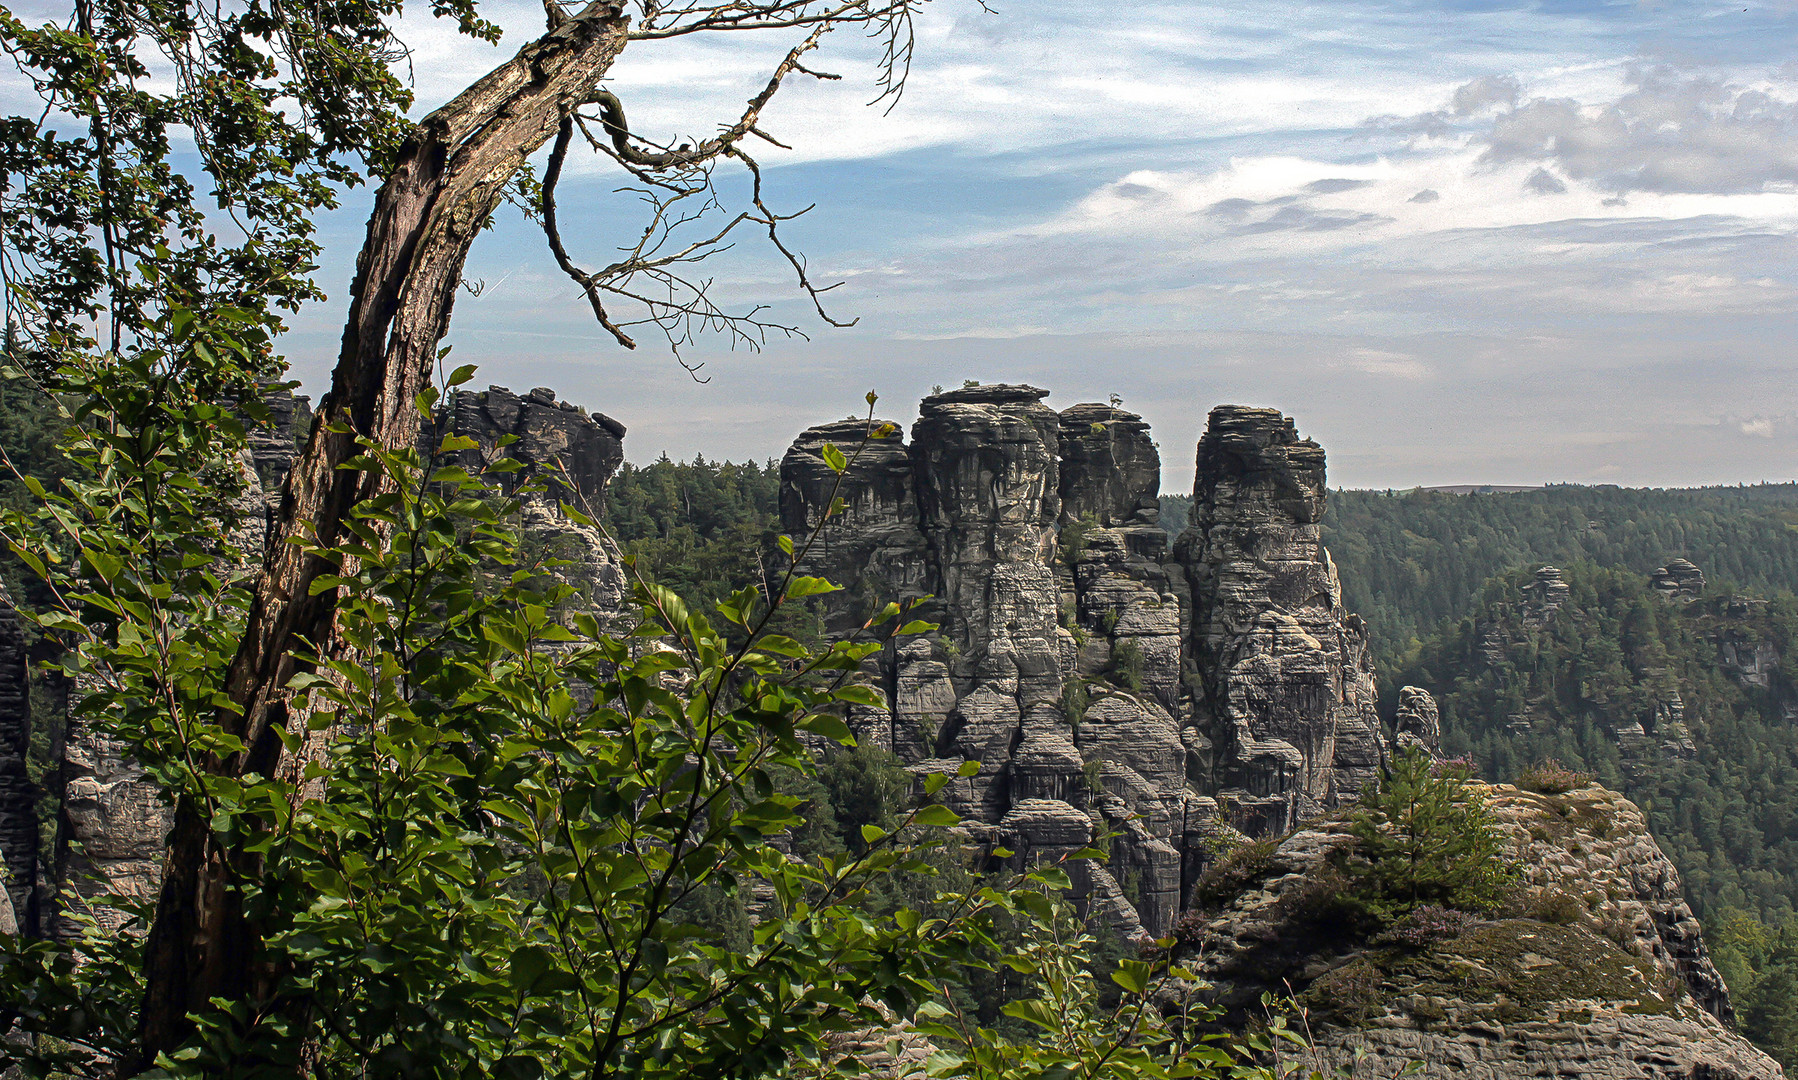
[[280, 1, 1798, 489]]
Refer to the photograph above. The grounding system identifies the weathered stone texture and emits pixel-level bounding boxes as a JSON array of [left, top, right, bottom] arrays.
[[1183, 782, 1776, 1079], [425, 385, 626, 513], [57, 675, 170, 935], [49, 385, 633, 938], [780, 393, 1391, 939], [1175, 406, 1383, 824], [1651, 557, 1706, 602], [1394, 685, 1442, 757]]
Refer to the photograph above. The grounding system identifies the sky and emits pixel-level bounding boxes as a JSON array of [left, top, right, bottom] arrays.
[[280, 2, 1797, 489]]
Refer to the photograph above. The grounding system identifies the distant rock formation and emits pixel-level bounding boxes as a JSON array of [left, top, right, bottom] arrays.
[[1651, 558, 1705, 602], [423, 385, 626, 513], [1522, 565, 1570, 624], [1393, 686, 1442, 758], [422, 384, 631, 619], [780, 390, 1387, 936]]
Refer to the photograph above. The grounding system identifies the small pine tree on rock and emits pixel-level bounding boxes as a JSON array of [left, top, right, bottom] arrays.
[[1342, 747, 1520, 920]]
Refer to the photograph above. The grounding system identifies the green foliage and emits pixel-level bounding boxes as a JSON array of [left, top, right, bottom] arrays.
[[602, 454, 783, 615], [1396, 562, 1798, 922], [1513, 759, 1594, 796], [1341, 748, 1520, 920], [1304, 484, 1798, 687], [1192, 837, 1281, 910], [1058, 513, 1096, 568], [1109, 638, 1144, 692], [0, 366, 973, 1077], [1710, 908, 1798, 1070], [915, 894, 1344, 1080]]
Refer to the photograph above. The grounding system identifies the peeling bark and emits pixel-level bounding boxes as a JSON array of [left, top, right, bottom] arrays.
[[130, 3, 632, 1066]]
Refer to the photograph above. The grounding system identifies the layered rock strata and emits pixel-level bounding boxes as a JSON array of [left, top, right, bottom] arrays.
[[1393, 686, 1442, 758], [423, 385, 626, 513], [423, 385, 631, 619], [1651, 558, 1705, 602], [1174, 406, 1384, 830], [1182, 782, 1775, 1078], [780, 391, 1385, 937]]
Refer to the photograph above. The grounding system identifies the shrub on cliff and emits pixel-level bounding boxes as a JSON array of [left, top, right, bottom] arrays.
[[1341, 747, 1520, 920], [1513, 758, 1595, 795]]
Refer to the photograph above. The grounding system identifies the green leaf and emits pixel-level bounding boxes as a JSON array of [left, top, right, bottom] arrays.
[[1111, 959, 1153, 995], [796, 712, 854, 746], [447, 363, 478, 387], [785, 576, 842, 598], [913, 804, 959, 828], [957, 759, 981, 778], [820, 442, 848, 474]]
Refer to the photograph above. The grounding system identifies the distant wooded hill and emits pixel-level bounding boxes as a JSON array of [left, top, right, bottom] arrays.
[[1163, 483, 1798, 683]]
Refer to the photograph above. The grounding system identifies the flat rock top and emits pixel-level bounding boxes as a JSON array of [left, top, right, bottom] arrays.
[[1060, 402, 1146, 424], [923, 383, 1050, 406]]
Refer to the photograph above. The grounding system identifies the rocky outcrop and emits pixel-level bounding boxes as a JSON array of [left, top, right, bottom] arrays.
[[424, 385, 626, 513], [47, 385, 633, 939], [1175, 406, 1384, 828], [242, 383, 312, 500], [1182, 781, 1777, 1079], [1521, 566, 1570, 624], [1651, 558, 1705, 602], [424, 385, 631, 620], [1393, 686, 1441, 757], [780, 392, 1388, 938]]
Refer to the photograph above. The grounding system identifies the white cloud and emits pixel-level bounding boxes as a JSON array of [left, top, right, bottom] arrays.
[[1338, 348, 1431, 379], [1742, 417, 1777, 437]]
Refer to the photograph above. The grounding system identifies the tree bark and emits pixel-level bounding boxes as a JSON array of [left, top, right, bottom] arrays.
[[130, 3, 632, 1067]]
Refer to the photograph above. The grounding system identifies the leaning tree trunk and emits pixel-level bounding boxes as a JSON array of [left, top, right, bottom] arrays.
[[130, 3, 631, 1067]]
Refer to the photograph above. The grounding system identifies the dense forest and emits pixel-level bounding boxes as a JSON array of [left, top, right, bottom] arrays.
[[1321, 484, 1798, 679]]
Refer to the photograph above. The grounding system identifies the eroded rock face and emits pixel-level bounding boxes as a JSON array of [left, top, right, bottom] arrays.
[[1175, 406, 1383, 826], [779, 393, 1390, 938], [424, 384, 626, 513], [1652, 558, 1706, 602], [1182, 782, 1774, 1079], [1522, 566, 1570, 624], [425, 385, 631, 622], [1394, 686, 1442, 757], [47, 385, 633, 940]]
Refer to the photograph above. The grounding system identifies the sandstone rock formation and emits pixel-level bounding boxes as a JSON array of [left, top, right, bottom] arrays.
[[1393, 686, 1442, 757], [1521, 565, 1570, 624], [423, 384, 627, 513], [1182, 781, 1778, 1079], [1174, 406, 1384, 829], [1651, 558, 1705, 602], [423, 385, 631, 620], [780, 391, 1387, 937]]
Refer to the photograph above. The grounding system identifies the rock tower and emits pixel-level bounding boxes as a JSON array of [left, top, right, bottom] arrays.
[[780, 390, 1388, 937]]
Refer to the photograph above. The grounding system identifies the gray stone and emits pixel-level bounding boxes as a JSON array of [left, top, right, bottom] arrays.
[[1394, 685, 1442, 757], [1175, 406, 1384, 817], [423, 384, 625, 514], [1651, 558, 1705, 602]]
